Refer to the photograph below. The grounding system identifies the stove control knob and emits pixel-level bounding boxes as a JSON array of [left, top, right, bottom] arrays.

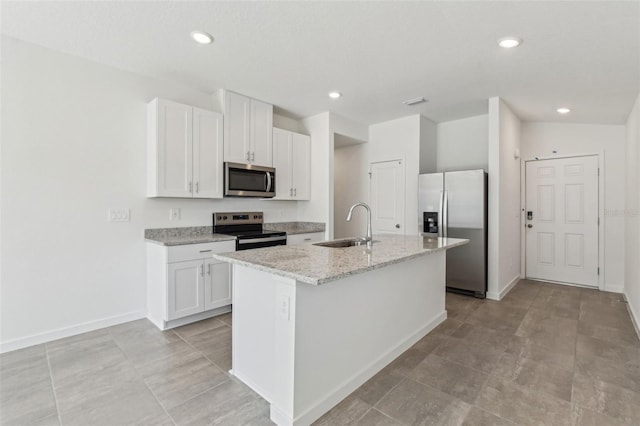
[[223, 215, 228, 220], [217, 215, 222, 220]]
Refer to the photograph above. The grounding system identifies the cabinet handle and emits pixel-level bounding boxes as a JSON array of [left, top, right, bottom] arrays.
[[251, 152, 255, 162], [294, 188, 297, 197], [188, 181, 192, 192], [200, 264, 204, 277], [246, 151, 250, 161], [290, 188, 293, 196], [199, 249, 212, 253], [195, 182, 199, 193], [304, 238, 312, 241], [207, 264, 211, 275]]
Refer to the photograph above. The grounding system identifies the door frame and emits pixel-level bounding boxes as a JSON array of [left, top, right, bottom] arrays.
[[519, 151, 605, 290]]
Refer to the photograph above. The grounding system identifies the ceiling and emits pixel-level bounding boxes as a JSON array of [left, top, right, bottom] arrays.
[[2, 1, 639, 125]]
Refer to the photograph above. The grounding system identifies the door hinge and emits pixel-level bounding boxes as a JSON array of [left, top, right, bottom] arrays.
[[368, 172, 372, 179], [597, 267, 600, 275]]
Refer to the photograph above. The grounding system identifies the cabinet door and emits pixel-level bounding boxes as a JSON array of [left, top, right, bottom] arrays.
[[193, 108, 223, 198], [250, 99, 273, 166], [204, 259, 232, 310], [154, 99, 193, 197], [272, 128, 293, 200], [224, 92, 251, 164], [167, 260, 204, 320], [292, 133, 311, 200]]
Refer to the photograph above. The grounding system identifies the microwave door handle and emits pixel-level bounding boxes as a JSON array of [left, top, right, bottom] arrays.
[[266, 172, 272, 192]]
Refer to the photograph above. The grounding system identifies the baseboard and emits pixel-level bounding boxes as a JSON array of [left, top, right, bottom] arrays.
[[487, 275, 520, 301], [604, 284, 624, 294], [159, 305, 232, 331], [0, 310, 146, 354], [623, 291, 640, 340], [288, 311, 447, 426]]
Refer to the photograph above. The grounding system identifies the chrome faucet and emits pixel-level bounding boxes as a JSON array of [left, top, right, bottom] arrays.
[[346, 202, 373, 247]]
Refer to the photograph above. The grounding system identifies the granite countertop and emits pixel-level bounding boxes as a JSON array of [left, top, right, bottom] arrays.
[[263, 222, 325, 235], [145, 226, 236, 246], [213, 234, 468, 285]]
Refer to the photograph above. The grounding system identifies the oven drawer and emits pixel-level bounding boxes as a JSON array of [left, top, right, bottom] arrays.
[[167, 241, 236, 263]]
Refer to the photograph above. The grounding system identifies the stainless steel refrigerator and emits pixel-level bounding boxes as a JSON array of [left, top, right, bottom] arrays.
[[418, 170, 488, 298]]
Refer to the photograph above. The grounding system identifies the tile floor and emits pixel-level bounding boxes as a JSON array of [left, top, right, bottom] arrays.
[[1, 280, 639, 425]]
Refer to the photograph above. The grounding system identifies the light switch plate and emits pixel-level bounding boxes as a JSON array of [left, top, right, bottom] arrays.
[[108, 208, 130, 222]]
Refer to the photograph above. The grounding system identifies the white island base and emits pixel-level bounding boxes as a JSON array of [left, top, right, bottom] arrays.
[[231, 249, 447, 426]]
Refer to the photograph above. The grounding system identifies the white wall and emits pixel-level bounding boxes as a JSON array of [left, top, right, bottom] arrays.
[[487, 98, 521, 300], [334, 144, 370, 238], [369, 115, 421, 236], [520, 122, 627, 292], [419, 116, 438, 174], [625, 92, 640, 330], [0, 38, 301, 351], [273, 114, 301, 133], [437, 114, 488, 172]]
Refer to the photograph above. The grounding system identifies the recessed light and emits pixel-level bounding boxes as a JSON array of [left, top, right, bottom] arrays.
[[557, 107, 571, 114], [190, 31, 214, 45], [498, 37, 522, 48], [328, 91, 342, 99]]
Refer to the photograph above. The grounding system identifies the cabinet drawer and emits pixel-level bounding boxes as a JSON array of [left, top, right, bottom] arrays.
[[287, 232, 325, 245], [167, 241, 236, 263]]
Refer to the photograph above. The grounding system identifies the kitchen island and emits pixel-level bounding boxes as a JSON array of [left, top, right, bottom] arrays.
[[213, 234, 467, 426]]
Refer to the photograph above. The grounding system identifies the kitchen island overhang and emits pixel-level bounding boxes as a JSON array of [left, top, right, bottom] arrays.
[[214, 235, 468, 426]]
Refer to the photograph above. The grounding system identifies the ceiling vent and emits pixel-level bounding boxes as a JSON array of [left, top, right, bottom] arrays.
[[402, 97, 427, 106]]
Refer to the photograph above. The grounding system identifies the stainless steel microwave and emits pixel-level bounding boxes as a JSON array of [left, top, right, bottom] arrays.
[[224, 162, 276, 198]]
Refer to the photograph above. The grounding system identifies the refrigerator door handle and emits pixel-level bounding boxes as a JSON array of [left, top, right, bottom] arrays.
[[439, 190, 444, 237], [443, 190, 448, 238]]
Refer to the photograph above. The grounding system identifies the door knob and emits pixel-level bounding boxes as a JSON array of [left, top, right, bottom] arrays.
[[527, 224, 533, 228], [395, 224, 400, 229]]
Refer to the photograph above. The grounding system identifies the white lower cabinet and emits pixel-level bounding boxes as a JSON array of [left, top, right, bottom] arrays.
[[287, 232, 325, 245], [205, 259, 232, 310], [167, 259, 205, 320], [147, 240, 235, 330]]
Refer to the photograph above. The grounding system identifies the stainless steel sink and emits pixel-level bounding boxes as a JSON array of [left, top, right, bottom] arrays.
[[313, 238, 377, 248]]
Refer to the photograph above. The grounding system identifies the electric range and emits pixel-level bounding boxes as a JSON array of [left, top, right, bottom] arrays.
[[213, 212, 286, 251]]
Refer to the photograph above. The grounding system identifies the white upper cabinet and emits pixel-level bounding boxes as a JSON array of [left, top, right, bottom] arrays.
[[147, 98, 223, 198], [193, 107, 224, 198], [291, 132, 311, 200], [222, 91, 273, 167], [272, 127, 310, 200]]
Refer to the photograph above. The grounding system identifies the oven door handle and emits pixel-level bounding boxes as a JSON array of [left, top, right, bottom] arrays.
[[237, 235, 286, 245], [265, 171, 272, 193]]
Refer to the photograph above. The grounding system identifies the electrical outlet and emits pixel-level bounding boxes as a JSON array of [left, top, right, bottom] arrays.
[[170, 208, 181, 220], [108, 208, 130, 222], [279, 295, 290, 320]]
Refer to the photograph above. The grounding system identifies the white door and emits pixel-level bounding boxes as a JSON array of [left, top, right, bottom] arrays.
[[167, 260, 204, 320], [272, 128, 293, 200], [291, 133, 310, 200], [224, 91, 251, 164], [157, 99, 192, 197], [193, 108, 223, 198], [525, 156, 599, 287], [204, 260, 232, 310], [370, 160, 405, 234]]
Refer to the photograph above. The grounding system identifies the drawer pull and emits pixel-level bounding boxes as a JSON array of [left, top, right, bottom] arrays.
[[199, 249, 212, 253], [304, 238, 312, 241]]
